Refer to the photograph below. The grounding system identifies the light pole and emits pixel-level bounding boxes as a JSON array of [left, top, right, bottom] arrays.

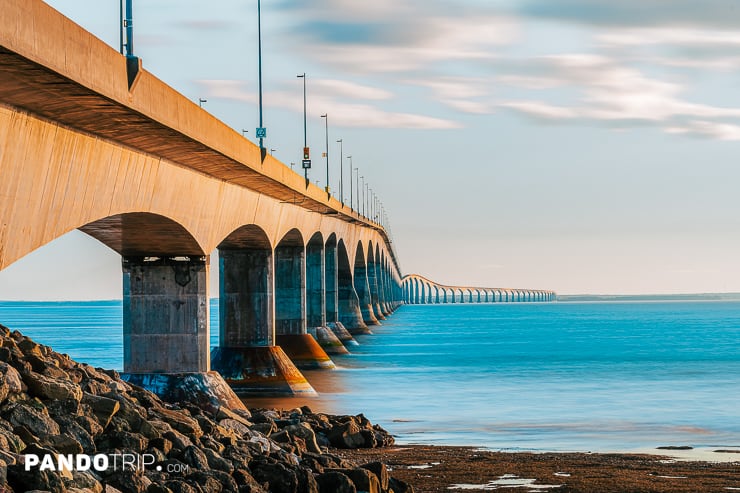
[[354, 167, 359, 213], [337, 139, 343, 205], [365, 184, 370, 219], [321, 114, 329, 197], [257, 0, 265, 152], [347, 157, 353, 210], [297, 73, 309, 183], [242, 129, 249, 137], [199, 98, 207, 107], [360, 176, 365, 217]]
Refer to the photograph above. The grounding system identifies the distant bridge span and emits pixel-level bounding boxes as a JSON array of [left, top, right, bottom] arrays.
[[402, 274, 556, 304]]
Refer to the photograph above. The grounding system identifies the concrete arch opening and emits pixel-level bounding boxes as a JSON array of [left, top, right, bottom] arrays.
[[84, 213, 210, 376]]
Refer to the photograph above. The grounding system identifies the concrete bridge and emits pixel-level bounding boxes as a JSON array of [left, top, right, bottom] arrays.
[[0, 0, 403, 403], [402, 274, 556, 304]]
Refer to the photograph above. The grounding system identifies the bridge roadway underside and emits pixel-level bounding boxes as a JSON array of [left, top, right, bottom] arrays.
[[0, 0, 406, 405]]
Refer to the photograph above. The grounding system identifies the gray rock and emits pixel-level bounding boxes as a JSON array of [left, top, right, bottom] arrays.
[[251, 462, 298, 493], [327, 420, 365, 449], [81, 392, 120, 428], [361, 462, 389, 491], [284, 423, 321, 454], [24, 370, 82, 402], [3, 401, 60, 436], [179, 445, 209, 470], [316, 471, 356, 493]]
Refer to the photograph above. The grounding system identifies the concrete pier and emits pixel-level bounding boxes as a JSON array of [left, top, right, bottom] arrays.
[[275, 232, 334, 369], [121, 255, 246, 408], [367, 251, 386, 320], [354, 249, 380, 326], [337, 242, 371, 335], [211, 236, 317, 396], [122, 256, 209, 373], [305, 234, 348, 354]]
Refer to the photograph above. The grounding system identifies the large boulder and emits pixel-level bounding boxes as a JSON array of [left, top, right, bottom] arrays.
[[23, 371, 83, 402], [316, 471, 356, 493]]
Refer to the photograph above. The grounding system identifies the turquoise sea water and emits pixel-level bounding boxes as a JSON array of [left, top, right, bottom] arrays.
[[1, 300, 739, 453]]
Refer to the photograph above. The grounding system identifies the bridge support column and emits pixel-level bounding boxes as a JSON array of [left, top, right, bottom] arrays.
[[211, 248, 316, 396], [274, 244, 334, 369], [307, 238, 349, 355], [367, 258, 386, 319], [325, 239, 359, 347], [120, 256, 245, 410], [355, 264, 380, 326]]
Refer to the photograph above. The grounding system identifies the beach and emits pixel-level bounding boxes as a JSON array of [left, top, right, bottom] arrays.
[[339, 446, 740, 492]]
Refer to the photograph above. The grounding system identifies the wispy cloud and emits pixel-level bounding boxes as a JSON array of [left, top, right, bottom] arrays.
[[518, 0, 740, 28], [198, 79, 460, 129], [495, 54, 740, 138]]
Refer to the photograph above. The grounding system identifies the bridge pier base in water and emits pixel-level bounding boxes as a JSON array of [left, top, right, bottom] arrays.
[[275, 242, 334, 369], [121, 255, 246, 408], [211, 247, 317, 396]]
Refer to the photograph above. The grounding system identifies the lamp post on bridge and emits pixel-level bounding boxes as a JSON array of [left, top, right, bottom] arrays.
[[337, 139, 344, 205], [355, 167, 359, 214], [360, 175, 365, 218], [347, 156, 353, 210], [256, 0, 266, 153], [320, 114, 329, 198], [297, 73, 309, 184]]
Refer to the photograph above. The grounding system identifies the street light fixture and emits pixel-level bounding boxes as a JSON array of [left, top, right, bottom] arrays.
[[256, 0, 265, 153], [337, 139, 344, 205], [297, 73, 309, 183], [361, 176, 365, 217], [320, 114, 329, 197], [199, 98, 207, 107], [347, 157, 353, 210], [354, 166, 359, 214], [241, 129, 249, 137]]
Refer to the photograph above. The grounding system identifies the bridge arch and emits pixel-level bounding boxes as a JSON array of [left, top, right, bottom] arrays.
[[337, 239, 367, 332], [354, 242, 379, 325]]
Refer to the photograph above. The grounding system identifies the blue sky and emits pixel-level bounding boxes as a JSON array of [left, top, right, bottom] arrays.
[[2, 0, 740, 298]]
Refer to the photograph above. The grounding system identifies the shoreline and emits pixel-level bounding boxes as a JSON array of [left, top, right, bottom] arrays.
[[336, 445, 740, 492]]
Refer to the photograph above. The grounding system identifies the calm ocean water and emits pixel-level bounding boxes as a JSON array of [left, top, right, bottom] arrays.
[[1, 300, 739, 453]]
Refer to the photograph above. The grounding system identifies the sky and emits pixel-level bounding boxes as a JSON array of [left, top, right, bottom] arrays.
[[3, 0, 740, 299]]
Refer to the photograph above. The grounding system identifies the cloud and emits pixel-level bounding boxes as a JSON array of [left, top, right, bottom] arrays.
[[518, 0, 740, 28], [411, 77, 494, 114], [666, 121, 740, 141], [198, 79, 460, 129], [495, 54, 740, 137]]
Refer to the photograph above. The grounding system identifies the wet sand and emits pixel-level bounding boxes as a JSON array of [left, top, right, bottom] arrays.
[[335, 445, 740, 492]]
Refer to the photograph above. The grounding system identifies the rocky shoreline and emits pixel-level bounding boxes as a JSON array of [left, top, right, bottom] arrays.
[[0, 325, 413, 493]]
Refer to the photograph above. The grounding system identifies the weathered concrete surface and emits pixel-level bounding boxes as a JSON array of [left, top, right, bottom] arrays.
[[276, 334, 335, 370], [122, 256, 209, 373], [121, 371, 246, 411], [218, 248, 274, 347], [210, 346, 317, 396], [311, 326, 350, 355], [328, 322, 360, 347]]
